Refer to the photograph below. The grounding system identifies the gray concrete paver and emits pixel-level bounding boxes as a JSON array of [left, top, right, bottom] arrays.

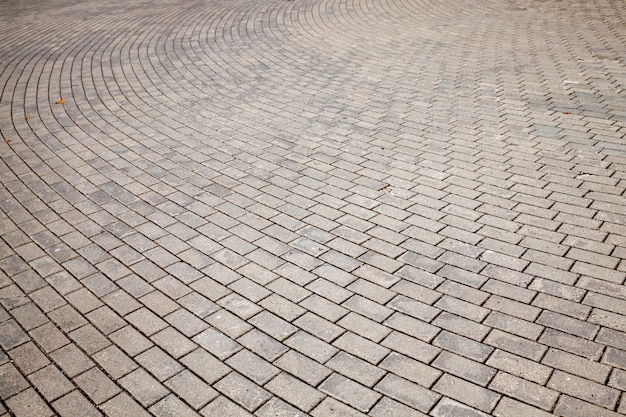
[[1, 0, 626, 415]]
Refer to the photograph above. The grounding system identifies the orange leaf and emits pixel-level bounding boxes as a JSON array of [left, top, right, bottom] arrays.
[[55, 99, 66, 104], [5, 139, 11, 143], [24, 115, 29, 120]]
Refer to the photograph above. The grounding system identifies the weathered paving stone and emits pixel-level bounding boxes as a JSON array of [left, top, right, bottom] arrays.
[[164, 370, 218, 409], [2, 0, 626, 415], [374, 373, 440, 413], [319, 373, 381, 413], [433, 374, 501, 413], [214, 372, 271, 412], [430, 398, 490, 417], [265, 372, 326, 412], [0, 363, 30, 400]]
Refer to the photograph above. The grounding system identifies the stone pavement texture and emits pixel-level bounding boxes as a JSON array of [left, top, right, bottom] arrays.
[[1, 0, 626, 415]]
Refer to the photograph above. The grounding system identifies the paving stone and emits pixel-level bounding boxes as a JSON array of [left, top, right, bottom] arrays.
[[163, 308, 208, 337], [101, 290, 142, 316], [247, 311, 296, 341], [285, 331, 338, 363], [332, 331, 390, 364], [138, 287, 179, 317], [391, 279, 441, 305], [50, 343, 94, 377], [28, 365, 74, 401], [135, 347, 183, 382], [348, 279, 396, 304], [299, 294, 348, 322], [52, 391, 102, 417], [214, 372, 270, 412], [125, 308, 169, 336], [483, 311, 544, 341], [536, 310, 599, 340], [70, 324, 111, 354], [0, 363, 29, 400], [435, 295, 489, 323], [603, 347, 626, 370], [177, 292, 219, 319], [273, 350, 332, 386], [369, 397, 427, 417], [119, 369, 169, 407], [553, 395, 622, 417], [374, 373, 440, 413], [5, 388, 54, 417], [609, 368, 626, 390], [218, 293, 263, 320], [382, 331, 440, 364], [542, 348, 611, 383], [92, 345, 138, 380], [265, 372, 326, 412], [306, 278, 352, 304], [237, 329, 287, 362], [386, 295, 440, 322], [151, 327, 197, 359], [164, 371, 218, 410], [310, 397, 367, 417], [257, 294, 303, 320], [30, 286, 66, 313], [432, 351, 496, 386], [0, 320, 28, 351], [493, 397, 554, 417], [319, 373, 381, 413], [29, 322, 69, 353], [207, 309, 253, 338], [485, 349, 552, 385], [294, 312, 345, 342], [48, 305, 89, 332], [326, 351, 385, 387], [383, 312, 439, 342], [148, 395, 201, 417], [199, 396, 254, 417], [433, 374, 500, 413], [430, 398, 490, 417], [117, 275, 153, 298], [10, 303, 48, 331], [485, 329, 547, 361], [225, 349, 279, 385], [538, 328, 604, 360], [193, 328, 241, 360], [547, 370, 620, 409], [437, 280, 487, 305], [489, 371, 559, 411], [8, 342, 50, 375], [109, 325, 153, 357], [65, 288, 102, 314], [180, 348, 230, 384], [432, 331, 493, 363], [255, 397, 309, 417], [74, 367, 121, 404]]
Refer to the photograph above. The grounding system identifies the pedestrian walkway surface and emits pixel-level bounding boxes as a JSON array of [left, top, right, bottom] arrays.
[[1, 0, 626, 415]]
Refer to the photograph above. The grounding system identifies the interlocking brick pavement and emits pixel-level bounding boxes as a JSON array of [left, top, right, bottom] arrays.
[[1, 0, 626, 415]]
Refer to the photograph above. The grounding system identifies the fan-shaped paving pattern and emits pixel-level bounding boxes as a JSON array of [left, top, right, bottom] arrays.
[[1, 0, 626, 415]]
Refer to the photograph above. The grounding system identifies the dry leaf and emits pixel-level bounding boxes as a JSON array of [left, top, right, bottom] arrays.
[[24, 115, 29, 120], [55, 99, 66, 104], [5, 139, 11, 143]]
